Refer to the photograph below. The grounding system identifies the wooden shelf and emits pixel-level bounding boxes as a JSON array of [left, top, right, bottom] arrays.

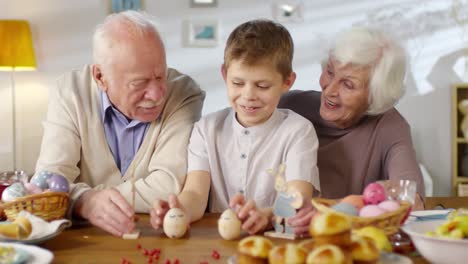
[[452, 84, 468, 196], [455, 177, 468, 183]]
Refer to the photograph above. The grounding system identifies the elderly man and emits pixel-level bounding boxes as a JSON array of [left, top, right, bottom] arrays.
[[35, 11, 205, 236]]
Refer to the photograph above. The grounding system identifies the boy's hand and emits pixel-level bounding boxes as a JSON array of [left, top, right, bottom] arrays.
[[229, 193, 270, 235], [287, 199, 316, 237], [150, 194, 185, 230]]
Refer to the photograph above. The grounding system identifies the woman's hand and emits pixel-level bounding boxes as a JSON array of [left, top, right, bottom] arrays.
[[150, 194, 186, 230], [229, 193, 270, 235], [287, 199, 316, 237]]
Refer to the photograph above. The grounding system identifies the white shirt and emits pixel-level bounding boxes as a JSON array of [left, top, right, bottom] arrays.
[[188, 108, 320, 212]]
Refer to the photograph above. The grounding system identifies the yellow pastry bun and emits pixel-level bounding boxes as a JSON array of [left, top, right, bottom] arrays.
[[350, 236, 380, 264], [238, 236, 273, 264], [309, 212, 352, 247], [268, 243, 307, 264], [14, 216, 32, 239], [0, 216, 32, 239], [298, 239, 316, 253], [306, 244, 352, 264]]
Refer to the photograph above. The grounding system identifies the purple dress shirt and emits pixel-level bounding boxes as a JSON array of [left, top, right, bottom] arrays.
[[100, 91, 150, 175]]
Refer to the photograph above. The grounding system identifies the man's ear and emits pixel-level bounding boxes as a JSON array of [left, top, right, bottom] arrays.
[[221, 64, 227, 82], [283, 71, 296, 92], [92, 64, 106, 91]]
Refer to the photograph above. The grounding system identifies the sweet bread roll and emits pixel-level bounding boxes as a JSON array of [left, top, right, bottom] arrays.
[[350, 236, 380, 264], [309, 212, 352, 247], [0, 216, 32, 239], [238, 236, 273, 264], [298, 239, 316, 253], [14, 216, 32, 239], [268, 243, 307, 264], [306, 244, 352, 264]]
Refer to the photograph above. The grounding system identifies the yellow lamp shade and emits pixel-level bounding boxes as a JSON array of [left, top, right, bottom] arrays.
[[0, 20, 36, 71]]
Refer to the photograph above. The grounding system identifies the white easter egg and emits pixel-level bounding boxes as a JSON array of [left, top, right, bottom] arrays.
[[163, 208, 188, 239], [2, 182, 27, 202], [218, 209, 241, 240]]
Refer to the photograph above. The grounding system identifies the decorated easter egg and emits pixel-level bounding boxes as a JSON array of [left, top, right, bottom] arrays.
[[363, 183, 386, 205], [341, 195, 365, 210], [359, 205, 387, 217], [332, 202, 358, 216], [378, 200, 400, 212], [2, 182, 27, 202], [24, 182, 43, 195], [47, 174, 70, 193], [163, 208, 188, 239], [30, 171, 53, 190], [218, 209, 242, 240]]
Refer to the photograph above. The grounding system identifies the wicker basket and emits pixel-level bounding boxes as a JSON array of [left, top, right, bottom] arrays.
[[0, 192, 69, 222], [311, 198, 411, 235]]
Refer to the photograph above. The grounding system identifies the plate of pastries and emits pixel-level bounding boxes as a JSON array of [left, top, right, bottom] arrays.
[[229, 211, 412, 264]]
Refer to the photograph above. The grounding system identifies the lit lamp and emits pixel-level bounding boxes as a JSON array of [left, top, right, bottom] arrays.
[[0, 20, 37, 170]]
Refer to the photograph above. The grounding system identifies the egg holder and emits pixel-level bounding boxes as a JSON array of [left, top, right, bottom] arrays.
[[312, 198, 411, 235], [0, 192, 69, 222]]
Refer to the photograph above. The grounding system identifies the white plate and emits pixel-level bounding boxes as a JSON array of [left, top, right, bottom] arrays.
[[0, 242, 53, 264], [227, 252, 412, 264], [0, 221, 70, 245], [405, 210, 451, 223]]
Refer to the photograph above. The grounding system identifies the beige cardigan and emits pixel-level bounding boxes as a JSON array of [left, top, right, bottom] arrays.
[[35, 65, 205, 213]]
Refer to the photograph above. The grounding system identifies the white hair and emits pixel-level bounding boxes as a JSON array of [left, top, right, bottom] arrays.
[[330, 27, 407, 115], [92, 10, 163, 65]]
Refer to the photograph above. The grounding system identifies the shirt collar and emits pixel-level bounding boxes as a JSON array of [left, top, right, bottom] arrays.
[[230, 108, 282, 137]]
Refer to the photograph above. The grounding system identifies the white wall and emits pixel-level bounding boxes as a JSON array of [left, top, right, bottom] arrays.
[[0, 0, 464, 196]]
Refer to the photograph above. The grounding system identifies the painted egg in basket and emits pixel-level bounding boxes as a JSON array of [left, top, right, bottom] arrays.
[[2, 182, 27, 202], [30, 171, 53, 190], [47, 174, 70, 193]]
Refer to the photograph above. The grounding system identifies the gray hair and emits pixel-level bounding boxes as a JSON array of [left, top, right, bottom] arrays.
[[330, 27, 407, 115], [92, 10, 163, 65]]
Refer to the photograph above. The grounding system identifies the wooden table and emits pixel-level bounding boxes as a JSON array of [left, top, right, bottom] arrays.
[[41, 197, 468, 264]]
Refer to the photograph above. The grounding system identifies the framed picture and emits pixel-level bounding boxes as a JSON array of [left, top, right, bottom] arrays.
[[190, 0, 217, 8], [183, 20, 219, 47], [272, 0, 304, 23], [109, 0, 143, 13]]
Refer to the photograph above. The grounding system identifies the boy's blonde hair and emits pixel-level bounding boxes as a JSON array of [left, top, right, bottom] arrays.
[[223, 19, 294, 80]]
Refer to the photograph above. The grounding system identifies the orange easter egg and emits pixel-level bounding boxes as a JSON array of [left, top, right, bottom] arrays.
[[341, 195, 365, 210]]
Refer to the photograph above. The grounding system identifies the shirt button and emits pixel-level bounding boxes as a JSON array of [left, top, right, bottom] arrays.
[[243, 130, 250, 135], [240, 154, 247, 159]]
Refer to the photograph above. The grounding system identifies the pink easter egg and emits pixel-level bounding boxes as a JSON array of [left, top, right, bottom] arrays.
[[378, 200, 400, 212], [362, 183, 386, 205], [359, 205, 386, 217]]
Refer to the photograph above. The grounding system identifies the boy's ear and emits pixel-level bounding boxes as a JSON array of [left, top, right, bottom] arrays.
[[283, 72, 296, 92], [92, 64, 107, 91], [221, 64, 227, 81]]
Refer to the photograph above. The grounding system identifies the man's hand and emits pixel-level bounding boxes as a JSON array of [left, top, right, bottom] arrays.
[[74, 189, 135, 237], [229, 193, 270, 235], [150, 194, 186, 230]]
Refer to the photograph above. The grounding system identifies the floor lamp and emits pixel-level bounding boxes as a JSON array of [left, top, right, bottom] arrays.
[[0, 20, 37, 170]]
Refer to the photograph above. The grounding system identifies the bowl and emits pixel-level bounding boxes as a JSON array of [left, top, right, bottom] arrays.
[[402, 220, 468, 264]]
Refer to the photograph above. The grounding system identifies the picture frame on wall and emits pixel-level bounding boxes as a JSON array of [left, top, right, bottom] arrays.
[[109, 0, 143, 13], [183, 20, 219, 47], [190, 0, 217, 8], [272, 0, 304, 23]]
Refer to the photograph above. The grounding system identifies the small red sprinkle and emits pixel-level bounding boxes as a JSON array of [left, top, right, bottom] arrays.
[[174, 259, 180, 264], [143, 249, 149, 256], [165, 260, 171, 264], [211, 250, 220, 260], [137, 243, 142, 250]]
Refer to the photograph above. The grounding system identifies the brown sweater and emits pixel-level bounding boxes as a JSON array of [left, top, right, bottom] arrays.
[[279, 90, 425, 199]]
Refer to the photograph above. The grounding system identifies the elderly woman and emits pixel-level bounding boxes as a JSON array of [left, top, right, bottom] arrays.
[[280, 27, 425, 215]]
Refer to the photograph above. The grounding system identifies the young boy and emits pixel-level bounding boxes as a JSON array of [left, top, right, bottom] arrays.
[[150, 19, 319, 235]]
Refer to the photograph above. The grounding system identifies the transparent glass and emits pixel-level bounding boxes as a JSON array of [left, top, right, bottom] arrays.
[[377, 179, 417, 205], [0, 170, 28, 197]]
